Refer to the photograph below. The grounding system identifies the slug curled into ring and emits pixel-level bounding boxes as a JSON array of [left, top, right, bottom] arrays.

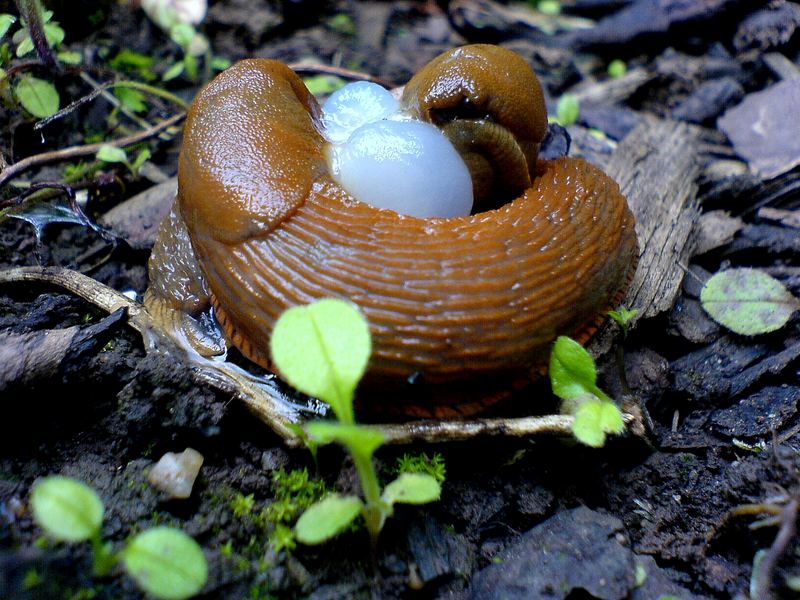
[[146, 45, 638, 418]]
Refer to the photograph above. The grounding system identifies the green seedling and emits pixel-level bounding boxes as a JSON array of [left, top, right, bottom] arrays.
[[394, 452, 446, 485], [608, 306, 638, 338], [553, 93, 579, 126], [607, 59, 627, 78], [270, 299, 441, 549], [2, 1, 68, 117], [700, 267, 799, 336], [95, 144, 151, 176], [30, 475, 207, 600], [549, 336, 624, 447], [537, 0, 561, 15]]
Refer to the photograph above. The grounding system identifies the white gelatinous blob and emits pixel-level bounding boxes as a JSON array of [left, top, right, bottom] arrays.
[[328, 120, 474, 218], [322, 81, 400, 144]]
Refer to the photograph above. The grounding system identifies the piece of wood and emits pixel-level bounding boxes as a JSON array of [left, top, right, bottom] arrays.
[[589, 119, 700, 355]]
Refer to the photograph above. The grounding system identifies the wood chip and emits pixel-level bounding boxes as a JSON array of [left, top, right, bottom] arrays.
[[589, 119, 700, 354], [99, 178, 177, 249], [693, 210, 744, 255], [717, 78, 800, 180]]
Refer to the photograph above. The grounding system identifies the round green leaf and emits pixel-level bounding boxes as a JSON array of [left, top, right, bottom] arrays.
[[549, 336, 598, 401], [607, 59, 627, 78], [295, 494, 362, 545], [122, 527, 207, 600], [572, 399, 624, 448], [96, 144, 128, 164], [14, 76, 60, 118], [271, 299, 371, 422], [0, 14, 16, 39], [700, 268, 799, 336], [556, 94, 579, 126], [30, 476, 103, 542], [382, 473, 441, 505]]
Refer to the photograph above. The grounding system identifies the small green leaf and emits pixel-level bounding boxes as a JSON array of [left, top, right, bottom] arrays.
[[572, 399, 624, 447], [211, 56, 231, 71], [700, 268, 799, 335], [56, 51, 81, 65], [183, 53, 198, 81], [327, 13, 355, 36], [295, 494, 362, 545], [271, 298, 371, 423], [14, 76, 59, 118], [96, 144, 128, 164], [538, 0, 561, 15], [303, 75, 345, 96], [549, 336, 602, 401], [114, 87, 147, 113], [15, 36, 33, 57], [305, 421, 384, 457], [382, 473, 441, 505], [131, 148, 152, 173], [122, 527, 207, 600], [608, 306, 638, 338], [607, 59, 627, 78], [43, 22, 65, 47], [170, 23, 195, 49], [162, 61, 185, 82], [0, 14, 16, 39], [30, 476, 103, 542], [556, 94, 579, 126]]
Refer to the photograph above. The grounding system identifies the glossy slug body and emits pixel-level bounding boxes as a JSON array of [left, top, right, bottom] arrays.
[[147, 45, 638, 417]]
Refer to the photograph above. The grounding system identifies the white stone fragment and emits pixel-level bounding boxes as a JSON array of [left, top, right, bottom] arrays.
[[321, 81, 400, 145], [141, 0, 207, 26], [147, 448, 204, 499], [327, 119, 473, 218]]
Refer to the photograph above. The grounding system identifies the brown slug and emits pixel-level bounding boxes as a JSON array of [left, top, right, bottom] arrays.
[[145, 44, 638, 417]]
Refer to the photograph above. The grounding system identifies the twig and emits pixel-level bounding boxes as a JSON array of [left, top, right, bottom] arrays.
[[288, 63, 393, 88], [14, 0, 61, 74], [751, 499, 798, 600], [0, 113, 184, 189]]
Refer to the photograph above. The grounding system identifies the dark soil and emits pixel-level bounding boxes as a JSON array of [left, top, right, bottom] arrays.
[[2, 1, 800, 599]]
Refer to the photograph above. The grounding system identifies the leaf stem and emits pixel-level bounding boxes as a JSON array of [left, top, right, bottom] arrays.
[[90, 531, 117, 577], [350, 447, 385, 546], [14, 0, 61, 73]]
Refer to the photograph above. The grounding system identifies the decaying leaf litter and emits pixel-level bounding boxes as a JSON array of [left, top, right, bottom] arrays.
[[2, 0, 800, 598]]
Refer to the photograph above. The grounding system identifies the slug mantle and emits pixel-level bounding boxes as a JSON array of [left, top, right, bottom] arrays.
[[145, 45, 639, 417]]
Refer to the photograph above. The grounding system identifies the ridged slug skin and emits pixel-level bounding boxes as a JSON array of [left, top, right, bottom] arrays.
[[168, 45, 638, 416]]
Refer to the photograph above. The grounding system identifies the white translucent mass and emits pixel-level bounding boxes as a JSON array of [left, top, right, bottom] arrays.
[[327, 119, 474, 218], [321, 82, 474, 218], [322, 81, 400, 145]]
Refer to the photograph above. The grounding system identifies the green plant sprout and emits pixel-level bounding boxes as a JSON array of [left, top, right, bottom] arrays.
[[549, 336, 624, 447], [608, 306, 638, 338], [607, 59, 627, 78], [552, 93, 580, 126], [1, 1, 71, 118], [95, 144, 151, 177], [270, 298, 441, 549], [536, 0, 561, 15], [225, 468, 327, 554], [394, 452, 447, 485], [30, 475, 207, 600]]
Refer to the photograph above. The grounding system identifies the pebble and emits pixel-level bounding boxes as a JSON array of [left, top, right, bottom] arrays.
[[147, 448, 204, 499]]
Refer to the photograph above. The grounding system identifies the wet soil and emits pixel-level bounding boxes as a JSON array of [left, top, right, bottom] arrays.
[[2, 1, 800, 599]]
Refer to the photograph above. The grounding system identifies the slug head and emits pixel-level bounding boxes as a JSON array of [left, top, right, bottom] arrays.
[[401, 44, 548, 212]]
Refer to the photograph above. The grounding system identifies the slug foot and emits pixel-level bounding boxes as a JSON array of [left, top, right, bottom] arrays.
[[0, 266, 643, 446]]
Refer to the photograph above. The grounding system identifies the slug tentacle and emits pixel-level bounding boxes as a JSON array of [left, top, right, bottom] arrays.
[[148, 45, 638, 417]]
